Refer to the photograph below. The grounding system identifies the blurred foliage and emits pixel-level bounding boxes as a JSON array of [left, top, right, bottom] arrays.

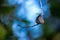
[[0, 23, 7, 40], [50, 0, 60, 18], [0, 0, 15, 15], [0, 6, 15, 15], [52, 32, 60, 40]]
